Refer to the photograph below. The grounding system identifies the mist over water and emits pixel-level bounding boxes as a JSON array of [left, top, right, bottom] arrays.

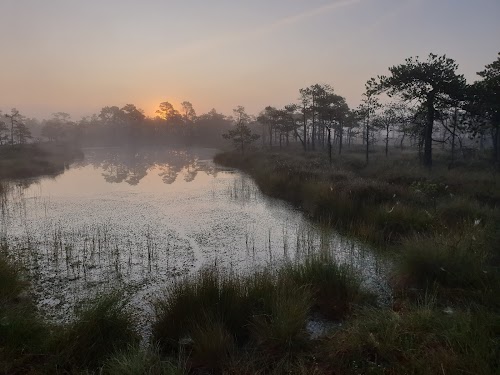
[[0, 147, 389, 336]]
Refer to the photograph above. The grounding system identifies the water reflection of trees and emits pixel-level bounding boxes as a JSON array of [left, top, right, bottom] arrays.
[[77, 148, 219, 185]]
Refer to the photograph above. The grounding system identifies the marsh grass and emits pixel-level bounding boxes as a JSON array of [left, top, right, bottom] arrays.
[[0, 256, 50, 374], [437, 196, 494, 227], [0, 255, 24, 300], [284, 254, 369, 319], [250, 283, 311, 357], [214, 150, 498, 247], [1, 147, 498, 374], [152, 258, 367, 371], [152, 267, 246, 353], [0, 254, 144, 374], [53, 292, 139, 370], [103, 345, 185, 375], [396, 230, 490, 291], [215, 151, 430, 245], [324, 305, 499, 375], [1, 245, 498, 374], [190, 320, 236, 371]]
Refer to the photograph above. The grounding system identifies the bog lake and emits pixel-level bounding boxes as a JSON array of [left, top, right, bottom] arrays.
[[0, 147, 390, 337]]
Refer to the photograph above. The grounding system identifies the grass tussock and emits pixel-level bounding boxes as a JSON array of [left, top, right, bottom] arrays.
[[0, 256, 24, 300], [53, 292, 139, 370], [249, 283, 311, 358], [1, 254, 141, 374], [0, 256, 50, 374], [152, 258, 366, 371], [152, 267, 247, 353], [284, 254, 368, 319]]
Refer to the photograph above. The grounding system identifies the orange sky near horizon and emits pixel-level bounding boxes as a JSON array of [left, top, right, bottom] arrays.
[[0, 0, 499, 121]]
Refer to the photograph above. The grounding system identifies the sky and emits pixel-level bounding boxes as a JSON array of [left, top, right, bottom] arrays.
[[0, 0, 499, 120]]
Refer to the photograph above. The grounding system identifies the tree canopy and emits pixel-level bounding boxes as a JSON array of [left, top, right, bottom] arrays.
[[222, 106, 260, 153], [375, 53, 467, 167]]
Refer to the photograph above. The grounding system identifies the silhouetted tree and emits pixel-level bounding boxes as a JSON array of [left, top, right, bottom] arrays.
[[121, 104, 145, 122], [257, 106, 279, 148], [181, 101, 197, 123], [13, 122, 32, 144], [0, 111, 7, 145], [41, 112, 72, 142], [300, 84, 334, 151], [282, 104, 303, 147], [373, 102, 404, 157], [468, 52, 500, 163], [5, 108, 23, 145], [195, 108, 232, 146], [222, 106, 260, 153], [318, 91, 349, 159], [375, 54, 467, 167], [359, 79, 381, 164], [156, 102, 180, 122]]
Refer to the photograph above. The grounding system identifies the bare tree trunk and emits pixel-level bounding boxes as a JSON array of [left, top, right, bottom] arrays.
[[458, 136, 465, 159], [493, 125, 500, 164], [418, 133, 424, 163], [450, 108, 457, 166], [365, 120, 370, 164], [327, 128, 332, 165], [338, 122, 343, 155], [294, 129, 305, 151], [311, 98, 316, 151], [302, 104, 307, 152], [424, 92, 435, 168], [262, 123, 266, 147], [385, 124, 389, 157], [8, 117, 15, 145]]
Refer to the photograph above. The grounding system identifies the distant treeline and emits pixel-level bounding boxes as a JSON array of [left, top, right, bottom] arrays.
[[1, 52, 499, 166], [0, 103, 234, 148]]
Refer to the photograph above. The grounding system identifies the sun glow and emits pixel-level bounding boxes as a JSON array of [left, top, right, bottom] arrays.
[[143, 97, 183, 119]]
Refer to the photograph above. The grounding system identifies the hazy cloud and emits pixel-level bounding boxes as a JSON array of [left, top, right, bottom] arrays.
[[165, 0, 363, 60]]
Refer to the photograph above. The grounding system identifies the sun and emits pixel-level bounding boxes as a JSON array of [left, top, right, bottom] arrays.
[[144, 98, 182, 118]]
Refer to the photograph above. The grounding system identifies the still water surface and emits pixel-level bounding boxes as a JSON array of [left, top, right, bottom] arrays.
[[0, 148, 389, 334]]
